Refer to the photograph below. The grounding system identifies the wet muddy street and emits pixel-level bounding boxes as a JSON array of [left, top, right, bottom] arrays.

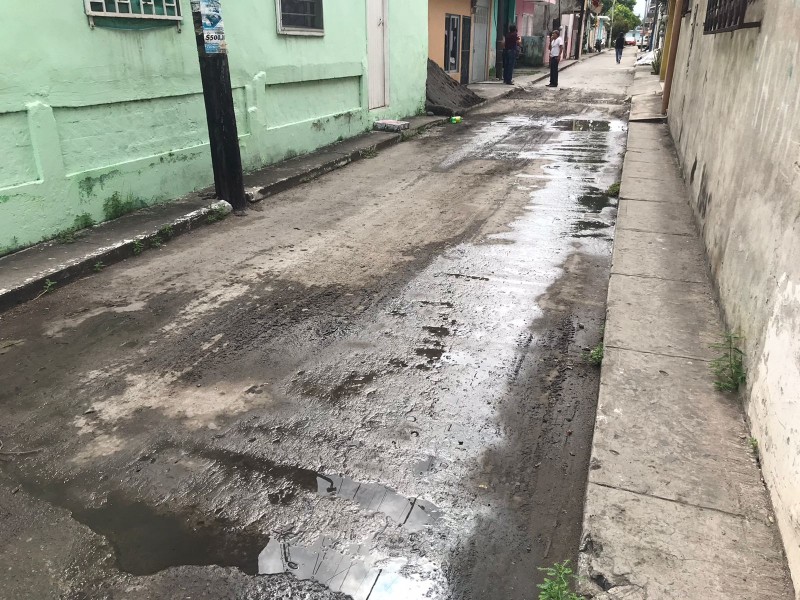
[[0, 56, 632, 600]]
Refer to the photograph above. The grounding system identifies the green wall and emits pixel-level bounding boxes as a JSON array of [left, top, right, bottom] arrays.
[[0, 0, 428, 253]]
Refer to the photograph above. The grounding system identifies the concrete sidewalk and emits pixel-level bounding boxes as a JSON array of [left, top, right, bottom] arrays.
[[0, 116, 444, 313], [468, 57, 584, 102], [577, 97, 795, 595]]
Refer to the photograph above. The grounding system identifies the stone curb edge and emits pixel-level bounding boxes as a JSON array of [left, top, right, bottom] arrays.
[[0, 201, 233, 314], [0, 119, 448, 315]]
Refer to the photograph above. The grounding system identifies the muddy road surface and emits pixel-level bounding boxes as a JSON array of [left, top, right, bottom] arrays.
[[0, 54, 633, 599]]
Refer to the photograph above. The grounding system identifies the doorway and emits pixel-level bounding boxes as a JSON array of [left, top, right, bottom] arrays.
[[367, 0, 387, 109], [471, 0, 490, 83], [460, 15, 472, 84]]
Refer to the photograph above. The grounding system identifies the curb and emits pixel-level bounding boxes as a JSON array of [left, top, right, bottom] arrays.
[[0, 119, 448, 315], [250, 133, 406, 203], [0, 201, 233, 314]]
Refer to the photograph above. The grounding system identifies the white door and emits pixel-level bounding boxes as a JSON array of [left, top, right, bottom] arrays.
[[471, 0, 490, 83], [367, 0, 387, 110]]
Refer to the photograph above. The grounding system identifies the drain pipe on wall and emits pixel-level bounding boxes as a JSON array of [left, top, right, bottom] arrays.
[[661, 0, 684, 114]]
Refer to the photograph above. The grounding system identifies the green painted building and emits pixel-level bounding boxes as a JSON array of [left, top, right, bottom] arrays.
[[0, 0, 428, 254]]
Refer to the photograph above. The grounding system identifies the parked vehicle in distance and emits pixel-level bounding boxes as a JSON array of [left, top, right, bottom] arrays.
[[625, 31, 637, 46]]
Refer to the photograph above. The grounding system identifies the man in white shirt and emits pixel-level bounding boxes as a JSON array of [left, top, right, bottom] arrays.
[[546, 30, 566, 88]]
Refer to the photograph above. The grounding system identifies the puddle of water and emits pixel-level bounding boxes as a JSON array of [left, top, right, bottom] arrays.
[[416, 347, 445, 362], [317, 474, 441, 532], [72, 492, 266, 576], [423, 326, 450, 337], [577, 188, 613, 213], [259, 539, 437, 600], [553, 119, 611, 132], [574, 220, 609, 231]]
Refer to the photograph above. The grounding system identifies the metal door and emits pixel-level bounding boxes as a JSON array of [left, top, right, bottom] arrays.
[[471, 1, 490, 82], [460, 16, 472, 85], [367, 0, 387, 109]]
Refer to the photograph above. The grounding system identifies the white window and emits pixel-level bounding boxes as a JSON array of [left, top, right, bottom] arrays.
[[84, 0, 183, 25], [276, 0, 324, 36]]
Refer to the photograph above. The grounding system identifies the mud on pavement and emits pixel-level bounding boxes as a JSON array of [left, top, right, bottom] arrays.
[[0, 63, 632, 600]]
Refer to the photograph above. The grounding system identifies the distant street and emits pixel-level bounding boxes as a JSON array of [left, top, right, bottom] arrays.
[[0, 52, 634, 600]]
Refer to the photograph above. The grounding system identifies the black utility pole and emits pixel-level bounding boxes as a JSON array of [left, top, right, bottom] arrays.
[[495, 0, 508, 79], [191, 1, 246, 212]]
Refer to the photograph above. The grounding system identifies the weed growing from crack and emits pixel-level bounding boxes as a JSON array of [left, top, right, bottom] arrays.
[[586, 343, 604, 366], [93, 261, 105, 273], [538, 561, 581, 600], [132, 240, 144, 255], [710, 332, 746, 392], [607, 182, 621, 197], [748, 437, 759, 455], [206, 206, 228, 224], [149, 235, 163, 249], [360, 147, 378, 159], [158, 224, 174, 239]]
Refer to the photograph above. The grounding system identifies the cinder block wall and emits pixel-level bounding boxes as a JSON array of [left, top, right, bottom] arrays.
[[668, 0, 800, 591]]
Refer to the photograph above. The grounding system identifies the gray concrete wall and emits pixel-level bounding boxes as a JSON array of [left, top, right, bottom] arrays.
[[668, 0, 800, 592]]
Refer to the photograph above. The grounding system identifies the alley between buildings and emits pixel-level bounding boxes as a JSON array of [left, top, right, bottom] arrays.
[[0, 53, 633, 600]]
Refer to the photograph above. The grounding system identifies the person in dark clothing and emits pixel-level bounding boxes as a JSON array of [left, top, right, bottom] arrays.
[[546, 30, 565, 88], [503, 25, 521, 85], [595, 38, 603, 53], [614, 32, 625, 64]]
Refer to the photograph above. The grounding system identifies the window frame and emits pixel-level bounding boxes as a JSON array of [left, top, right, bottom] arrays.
[[444, 13, 462, 73], [703, 0, 760, 35], [84, 0, 183, 28], [275, 0, 325, 37]]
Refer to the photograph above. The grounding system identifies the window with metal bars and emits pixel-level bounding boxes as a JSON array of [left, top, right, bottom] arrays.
[[276, 0, 324, 35], [704, 0, 760, 34], [84, 0, 182, 23]]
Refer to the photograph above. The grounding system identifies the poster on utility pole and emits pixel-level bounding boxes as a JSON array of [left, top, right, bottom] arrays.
[[201, 0, 227, 54]]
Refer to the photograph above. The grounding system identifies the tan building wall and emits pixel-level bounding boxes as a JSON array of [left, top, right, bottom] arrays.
[[668, 0, 800, 592], [429, 0, 474, 81]]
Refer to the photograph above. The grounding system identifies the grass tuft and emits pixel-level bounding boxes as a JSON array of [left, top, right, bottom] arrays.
[[710, 332, 746, 392]]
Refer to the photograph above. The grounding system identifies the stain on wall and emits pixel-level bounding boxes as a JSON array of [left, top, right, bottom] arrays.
[[669, 0, 800, 590]]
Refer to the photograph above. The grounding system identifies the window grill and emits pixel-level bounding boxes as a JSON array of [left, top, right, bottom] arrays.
[[277, 0, 324, 34], [84, 0, 183, 28], [704, 0, 760, 34]]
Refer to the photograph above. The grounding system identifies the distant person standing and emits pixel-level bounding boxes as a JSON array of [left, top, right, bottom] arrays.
[[546, 30, 565, 88], [503, 25, 521, 85], [614, 32, 625, 64], [595, 37, 602, 53]]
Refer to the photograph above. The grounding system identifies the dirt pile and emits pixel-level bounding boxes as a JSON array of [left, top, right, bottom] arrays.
[[426, 59, 483, 116]]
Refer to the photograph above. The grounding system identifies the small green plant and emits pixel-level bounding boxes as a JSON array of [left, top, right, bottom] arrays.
[[158, 224, 174, 239], [710, 332, 746, 392], [748, 437, 759, 455], [360, 147, 378, 159], [103, 192, 145, 221], [607, 182, 621, 197], [73, 213, 95, 230], [43, 279, 56, 294], [651, 49, 663, 75], [538, 561, 581, 600], [206, 206, 228, 224], [149, 235, 163, 249], [132, 239, 145, 255], [93, 261, 105, 272], [587, 343, 604, 366], [55, 229, 78, 244]]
